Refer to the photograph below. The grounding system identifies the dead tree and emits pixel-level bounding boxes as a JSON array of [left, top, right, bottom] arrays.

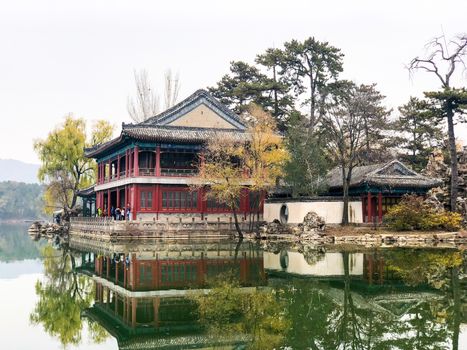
[[127, 69, 160, 123], [409, 34, 467, 211]]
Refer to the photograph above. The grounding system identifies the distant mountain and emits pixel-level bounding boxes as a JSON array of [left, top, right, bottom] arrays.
[[0, 159, 40, 183]]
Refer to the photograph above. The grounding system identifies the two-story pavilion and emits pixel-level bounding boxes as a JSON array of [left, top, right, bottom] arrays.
[[85, 89, 263, 221]]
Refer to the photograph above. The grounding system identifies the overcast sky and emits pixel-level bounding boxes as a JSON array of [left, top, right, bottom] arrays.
[[0, 0, 466, 164]]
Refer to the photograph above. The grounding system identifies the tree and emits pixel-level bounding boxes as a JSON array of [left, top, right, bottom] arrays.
[[208, 61, 269, 115], [193, 105, 289, 238], [409, 34, 467, 211], [127, 69, 181, 123], [354, 83, 394, 164], [34, 116, 114, 218], [281, 37, 344, 131], [395, 97, 445, 171], [321, 83, 369, 224], [255, 48, 295, 129], [127, 69, 160, 123], [283, 111, 328, 196], [164, 69, 181, 110]]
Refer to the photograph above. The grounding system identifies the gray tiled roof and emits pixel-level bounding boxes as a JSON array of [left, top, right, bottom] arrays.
[[327, 160, 442, 189], [123, 124, 249, 143], [84, 125, 248, 157]]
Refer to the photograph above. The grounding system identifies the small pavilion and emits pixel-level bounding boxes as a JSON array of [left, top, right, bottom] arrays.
[[326, 160, 442, 223]]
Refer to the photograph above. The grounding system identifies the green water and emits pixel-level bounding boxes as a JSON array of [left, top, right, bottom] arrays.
[[0, 223, 466, 349]]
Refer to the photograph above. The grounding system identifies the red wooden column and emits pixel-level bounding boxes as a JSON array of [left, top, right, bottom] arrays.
[[107, 189, 111, 216], [117, 188, 120, 210], [96, 191, 100, 211], [378, 192, 383, 223], [106, 257, 110, 279], [367, 192, 372, 223], [155, 146, 161, 176], [117, 155, 121, 180], [134, 146, 139, 176], [129, 149, 133, 176], [125, 150, 128, 177]]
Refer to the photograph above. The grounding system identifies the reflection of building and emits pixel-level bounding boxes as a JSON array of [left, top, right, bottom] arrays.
[[81, 90, 263, 221], [264, 250, 364, 277], [72, 238, 265, 348], [74, 238, 265, 291]]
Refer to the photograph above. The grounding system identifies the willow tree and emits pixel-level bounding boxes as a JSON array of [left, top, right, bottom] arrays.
[[409, 34, 467, 211], [34, 115, 114, 218], [193, 105, 289, 238]]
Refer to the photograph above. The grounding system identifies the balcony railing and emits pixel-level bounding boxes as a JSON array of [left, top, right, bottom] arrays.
[[139, 168, 155, 176], [99, 167, 199, 184], [161, 168, 198, 177]]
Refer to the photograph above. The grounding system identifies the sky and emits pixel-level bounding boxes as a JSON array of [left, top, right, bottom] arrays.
[[0, 0, 466, 164]]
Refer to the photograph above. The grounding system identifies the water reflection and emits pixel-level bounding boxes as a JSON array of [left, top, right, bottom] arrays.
[[29, 236, 466, 349]]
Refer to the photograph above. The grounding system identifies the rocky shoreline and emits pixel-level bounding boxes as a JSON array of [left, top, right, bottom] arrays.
[[253, 210, 467, 247], [249, 230, 467, 246]]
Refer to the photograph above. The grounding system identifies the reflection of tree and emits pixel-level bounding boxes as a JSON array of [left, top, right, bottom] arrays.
[[279, 249, 465, 350], [193, 272, 289, 349], [30, 245, 108, 346], [384, 249, 464, 349]]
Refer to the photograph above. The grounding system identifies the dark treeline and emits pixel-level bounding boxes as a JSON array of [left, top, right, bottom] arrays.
[[209, 35, 466, 215], [0, 181, 44, 220]]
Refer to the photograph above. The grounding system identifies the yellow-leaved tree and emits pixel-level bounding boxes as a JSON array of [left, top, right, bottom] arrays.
[[34, 115, 114, 219], [193, 104, 289, 238]]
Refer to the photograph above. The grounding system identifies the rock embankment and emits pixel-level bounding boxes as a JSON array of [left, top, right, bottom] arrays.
[[256, 210, 467, 246], [334, 231, 467, 245], [259, 211, 330, 241], [28, 221, 69, 241]]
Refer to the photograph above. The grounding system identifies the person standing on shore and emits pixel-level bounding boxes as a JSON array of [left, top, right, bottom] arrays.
[[126, 204, 131, 221]]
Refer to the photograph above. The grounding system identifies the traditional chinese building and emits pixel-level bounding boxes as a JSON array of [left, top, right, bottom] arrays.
[[326, 160, 442, 223], [84, 89, 263, 221], [264, 160, 441, 224]]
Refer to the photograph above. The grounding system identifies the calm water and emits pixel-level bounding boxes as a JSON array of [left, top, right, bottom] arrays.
[[0, 223, 466, 349]]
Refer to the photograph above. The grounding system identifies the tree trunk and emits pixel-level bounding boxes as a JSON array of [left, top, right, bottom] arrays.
[[341, 167, 352, 225], [446, 102, 458, 211], [232, 206, 243, 239]]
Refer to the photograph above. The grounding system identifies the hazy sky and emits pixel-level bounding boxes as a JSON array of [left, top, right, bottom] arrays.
[[0, 0, 466, 164]]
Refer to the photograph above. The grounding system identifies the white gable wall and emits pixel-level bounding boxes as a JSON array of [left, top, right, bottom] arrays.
[[167, 104, 237, 129]]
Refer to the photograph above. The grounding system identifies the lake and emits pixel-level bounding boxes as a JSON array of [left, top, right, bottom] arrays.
[[0, 223, 466, 349]]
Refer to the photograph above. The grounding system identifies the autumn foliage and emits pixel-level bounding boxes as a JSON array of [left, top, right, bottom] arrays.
[[385, 194, 462, 231]]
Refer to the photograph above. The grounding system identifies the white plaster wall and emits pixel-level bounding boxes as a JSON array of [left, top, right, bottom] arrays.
[[263, 251, 363, 276], [263, 200, 363, 224]]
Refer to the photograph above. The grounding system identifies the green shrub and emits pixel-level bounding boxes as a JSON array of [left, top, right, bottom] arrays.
[[384, 194, 462, 231]]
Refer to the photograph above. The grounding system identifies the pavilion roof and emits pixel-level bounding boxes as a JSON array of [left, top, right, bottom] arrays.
[[326, 160, 442, 190], [76, 185, 95, 197], [84, 125, 249, 157]]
